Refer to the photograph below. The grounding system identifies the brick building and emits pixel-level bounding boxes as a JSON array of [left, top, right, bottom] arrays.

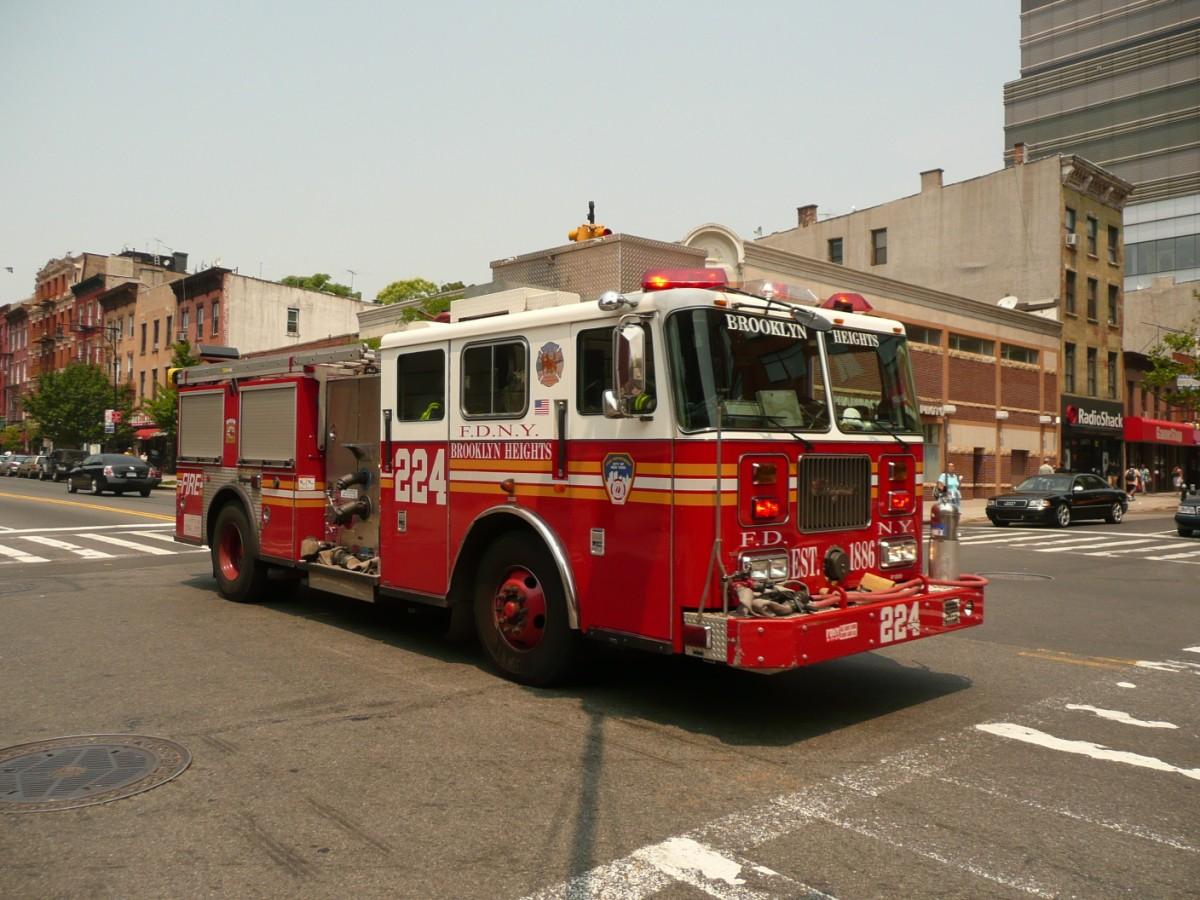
[[2, 303, 30, 432]]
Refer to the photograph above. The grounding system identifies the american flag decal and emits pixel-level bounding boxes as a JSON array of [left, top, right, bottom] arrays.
[[534, 399, 550, 415]]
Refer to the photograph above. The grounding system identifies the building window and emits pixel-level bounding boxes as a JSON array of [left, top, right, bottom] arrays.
[[396, 349, 445, 421], [139, 370, 146, 399], [212, 302, 220, 337], [1064, 342, 1075, 393], [1086, 347, 1097, 396], [1086, 278, 1098, 321], [1126, 380, 1134, 415], [153, 319, 160, 349], [114, 357, 121, 382], [287, 307, 300, 336], [871, 228, 887, 265], [828, 238, 843, 265], [196, 306, 204, 340], [462, 340, 528, 417], [1107, 225, 1119, 265], [1064, 270, 1076, 315], [949, 333, 994, 356], [1086, 216, 1097, 255], [903, 324, 941, 346], [182, 309, 189, 335], [166, 315, 173, 344], [1107, 352, 1117, 400], [140, 322, 147, 355], [1001, 343, 1039, 365], [1065, 207, 1076, 235], [126, 353, 133, 380], [1107, 285, 1118, 326]]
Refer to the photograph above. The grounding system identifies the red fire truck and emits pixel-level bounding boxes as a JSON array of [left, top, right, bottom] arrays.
[[175, 269, 985, 684]]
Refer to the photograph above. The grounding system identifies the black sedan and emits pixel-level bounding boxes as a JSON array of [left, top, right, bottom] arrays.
[[1177, 488, 1200, 537], [986, 472, 1128, 528], [66, 453, 161, 497]]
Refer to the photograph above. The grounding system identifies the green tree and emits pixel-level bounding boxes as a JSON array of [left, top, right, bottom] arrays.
[[376, 278, 464, 322], [1142, 289, 1200, 418], [142, 341, 203, 468], [1, 425, 27, 452], [21, 363, 134, 449], [280, 272, 362, 300]]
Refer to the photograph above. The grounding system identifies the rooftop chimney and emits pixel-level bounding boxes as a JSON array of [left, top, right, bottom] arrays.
[[797, 204, 818, 227], [1013, 142, 1026, 165], [920, 168, 943, 192]]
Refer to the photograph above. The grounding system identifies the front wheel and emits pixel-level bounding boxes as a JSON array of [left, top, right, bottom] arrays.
[[1105, 502, 1125, 524], [212, 504, 270, 603], [1180, 526, 1193, 538], [474, 534, 576, 686], [1054, 503, 1072, 528], [991, 519, 1009, 528]]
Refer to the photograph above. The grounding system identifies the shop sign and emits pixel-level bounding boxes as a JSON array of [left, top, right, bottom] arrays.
[[920, 403, 945, 417], [1061, 398, 1123, 433], [1123, 416, 1200, 447]]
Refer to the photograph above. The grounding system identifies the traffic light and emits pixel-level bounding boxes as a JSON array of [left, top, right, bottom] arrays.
[[567, 200, 612, 242]]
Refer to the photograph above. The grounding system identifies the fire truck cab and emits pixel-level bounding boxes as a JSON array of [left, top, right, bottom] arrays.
[[175, 270, 985, 684]]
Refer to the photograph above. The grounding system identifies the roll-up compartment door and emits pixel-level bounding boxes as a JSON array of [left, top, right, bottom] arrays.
[[240, 385, 297, 464], [178, 391, 225, 460]]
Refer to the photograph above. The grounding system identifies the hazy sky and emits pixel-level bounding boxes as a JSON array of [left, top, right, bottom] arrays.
[[1, 2, 1018, 305]]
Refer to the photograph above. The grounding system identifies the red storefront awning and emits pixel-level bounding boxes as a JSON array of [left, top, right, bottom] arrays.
[[1123, 416, 1200, 447], [134, 427, 163, 440]]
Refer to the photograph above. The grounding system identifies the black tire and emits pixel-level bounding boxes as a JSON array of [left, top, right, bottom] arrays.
[[91, 476, 104, 496], [67, 478, 77, 494], [991, 520, 1009, 528], [474, 534, 576, 686], [212, 503, 270, 603], [1054, 503, 1071, 528], [1179, 527, 1193, 538], [140, 488, 152, 497], [1105, 501, 1125, 524]]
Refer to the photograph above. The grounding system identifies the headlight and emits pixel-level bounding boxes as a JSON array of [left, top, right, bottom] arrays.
[[1036, 499, 1052, 508], [986, 498, 996, 506], [1180, 505, 1197, 515], [879, 537, 918, 568], [739, 551, 789, 583]]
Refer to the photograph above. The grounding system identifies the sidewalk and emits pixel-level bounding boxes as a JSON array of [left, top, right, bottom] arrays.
[[956, 492, 1181, 524]]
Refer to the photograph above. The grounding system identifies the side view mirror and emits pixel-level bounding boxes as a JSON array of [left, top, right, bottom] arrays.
[[609, 320, 652, 418], [1073, 484, 1084, 492]]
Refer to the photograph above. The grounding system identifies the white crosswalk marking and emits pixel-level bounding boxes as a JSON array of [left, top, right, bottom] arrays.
[[1083, 542, 1187, 557], [1034, 538, 1156, 553], [78, 532, 175, 555], [0, 543, 49, 563], [19, 535, 114, 559], [1146, 549, 1200, 561], [134, 530, 185, 544]]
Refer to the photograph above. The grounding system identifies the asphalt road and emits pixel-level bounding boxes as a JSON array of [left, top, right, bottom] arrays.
[[1, 477, 1197, 899]]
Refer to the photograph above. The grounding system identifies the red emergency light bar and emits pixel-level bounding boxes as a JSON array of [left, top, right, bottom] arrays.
[[642, 268, 729, 291]]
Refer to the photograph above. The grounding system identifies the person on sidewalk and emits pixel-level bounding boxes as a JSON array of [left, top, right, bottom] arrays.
[[1141, 465, 1152, 493], [1124, 465, 1139, 500], [936, 462, 962, 509], [1039, 458, 1055, 475]]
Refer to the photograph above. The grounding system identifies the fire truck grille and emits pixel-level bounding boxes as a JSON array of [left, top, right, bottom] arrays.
[[797, 455, 872, 532]]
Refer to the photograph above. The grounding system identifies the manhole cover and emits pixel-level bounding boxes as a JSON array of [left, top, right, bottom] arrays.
[[977, 572, 1054, 581], [0, 735, 190, 813]]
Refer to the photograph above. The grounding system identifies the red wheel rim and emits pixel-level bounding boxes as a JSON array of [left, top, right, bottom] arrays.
[[492, 566, 547, 652], [218, 522, 244, 582]]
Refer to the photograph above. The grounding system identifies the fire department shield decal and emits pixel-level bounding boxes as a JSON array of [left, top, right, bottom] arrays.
[[602, 453, 635, 505], [536, 341, 564, 387]]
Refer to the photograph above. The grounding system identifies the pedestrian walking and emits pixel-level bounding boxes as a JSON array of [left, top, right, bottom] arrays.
[[1172, 465, 1183, 491], [1124, 464, 1138, 499], [1039, 458, 1054, 475], [1140, 465, 1152, 493], [936, 462, 962, 509]]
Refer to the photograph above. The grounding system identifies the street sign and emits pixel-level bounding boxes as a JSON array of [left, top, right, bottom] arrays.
[[1177, 375, 1199, 389]]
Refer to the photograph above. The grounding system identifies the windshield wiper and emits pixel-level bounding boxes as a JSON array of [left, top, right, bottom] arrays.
[[740, 413, 815, 452], [866, 417, 911, 449]]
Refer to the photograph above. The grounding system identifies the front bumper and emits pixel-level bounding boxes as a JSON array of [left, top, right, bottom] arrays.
[[987, 505, 1053, 524], [1175, 511, 1200, 530], [682, 578, 985, 671]]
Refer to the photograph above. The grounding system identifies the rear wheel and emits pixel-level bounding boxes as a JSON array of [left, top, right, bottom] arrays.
[[1105, 501, 1125, 524], [1054, 503, 1071, 528], [91, 476, 104, 496], [474, 534, 576, 686], [1180, 526, 1193, 537], [991, 520, 1009, 528], [67, 478, 77, 494], [212, 504, 270, 603], [140, 488, 152, 497]]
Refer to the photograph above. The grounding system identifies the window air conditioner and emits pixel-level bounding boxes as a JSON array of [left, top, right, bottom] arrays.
[[1065, 233, 1078, 248]]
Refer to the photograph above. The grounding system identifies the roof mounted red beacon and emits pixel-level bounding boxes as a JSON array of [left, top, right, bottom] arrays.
[[641, 268, 728, 292]]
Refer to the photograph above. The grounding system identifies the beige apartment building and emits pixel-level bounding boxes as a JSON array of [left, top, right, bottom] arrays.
[[755, 155, 1133, 478]]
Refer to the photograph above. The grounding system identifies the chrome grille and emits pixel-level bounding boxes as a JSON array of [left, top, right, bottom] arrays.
[[997, 499, 1027, 508], [797, 455, 871, 532]]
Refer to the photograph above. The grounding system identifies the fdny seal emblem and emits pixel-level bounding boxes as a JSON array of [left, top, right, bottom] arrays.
[[536, 341, 564, 387], [602, 452, 635, 505]]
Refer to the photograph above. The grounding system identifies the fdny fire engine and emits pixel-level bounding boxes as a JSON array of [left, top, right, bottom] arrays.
[[174, 269, 985, 684]]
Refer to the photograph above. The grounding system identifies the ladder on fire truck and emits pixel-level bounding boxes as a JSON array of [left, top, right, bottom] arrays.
[[175, 343, 377, 386]]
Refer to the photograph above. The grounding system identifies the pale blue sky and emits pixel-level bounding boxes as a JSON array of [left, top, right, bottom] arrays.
[[1, 1, 1018, 304]]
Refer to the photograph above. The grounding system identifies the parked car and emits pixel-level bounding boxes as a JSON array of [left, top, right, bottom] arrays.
[[16, 454, 46, 478], [3, 455, 29, 476], [45, 448, 86, 482], [1176, 486, 1200, 537], [66, 453, 161, 497], [986, 472, 1128, 527]]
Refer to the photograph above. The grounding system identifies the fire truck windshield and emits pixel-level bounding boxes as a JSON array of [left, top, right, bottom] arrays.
[[825, 328, 922, 434], [666, 308, 831, 432]]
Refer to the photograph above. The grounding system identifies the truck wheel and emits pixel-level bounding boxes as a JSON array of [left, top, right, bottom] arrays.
[[474, 534, 575, 686], [212, 504, 270, 603]]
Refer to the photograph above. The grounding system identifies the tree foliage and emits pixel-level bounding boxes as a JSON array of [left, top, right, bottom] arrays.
[[1142, 289, 1200, 416], [1, 425, 27, 452], [21, 363, 134, 449], [376, 278, 464, 322], [280, 272, 362, 300], [142, 341, 203, 457]]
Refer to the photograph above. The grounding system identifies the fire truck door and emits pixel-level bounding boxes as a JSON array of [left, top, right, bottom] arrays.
[[380, 346, 450, 597]]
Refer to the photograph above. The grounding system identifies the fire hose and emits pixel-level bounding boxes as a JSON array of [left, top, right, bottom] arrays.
[[732, 573, 988, 618]]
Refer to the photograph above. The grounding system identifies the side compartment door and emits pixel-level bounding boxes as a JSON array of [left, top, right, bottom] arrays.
[[380, 345, 450, 596]]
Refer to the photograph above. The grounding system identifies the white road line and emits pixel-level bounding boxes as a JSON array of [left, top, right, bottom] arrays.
[[1082, 542, 1189, 557], [0, 523, 173, 535], [0, 543, 49, 563], [960, 534, 1090, 547], [976, 723, 1200, 780], [134, 530, 185, 544], [1146, 549, 1200, 561], [1034, 538, 1157, 553], [78, 533, 176, 555], [1064, 704, 1178, 729], [18, 535, 114, 559], [1185, 647, 1200, 654]]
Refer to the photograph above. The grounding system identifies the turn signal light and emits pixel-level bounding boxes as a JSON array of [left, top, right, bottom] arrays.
[[888, 490, 913, 513], [752, 462, 778, 485], [752, 497, 782, 520]]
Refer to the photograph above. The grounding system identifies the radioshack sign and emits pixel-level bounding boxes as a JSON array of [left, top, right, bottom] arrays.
[[1063, 401, 1123, 433]]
